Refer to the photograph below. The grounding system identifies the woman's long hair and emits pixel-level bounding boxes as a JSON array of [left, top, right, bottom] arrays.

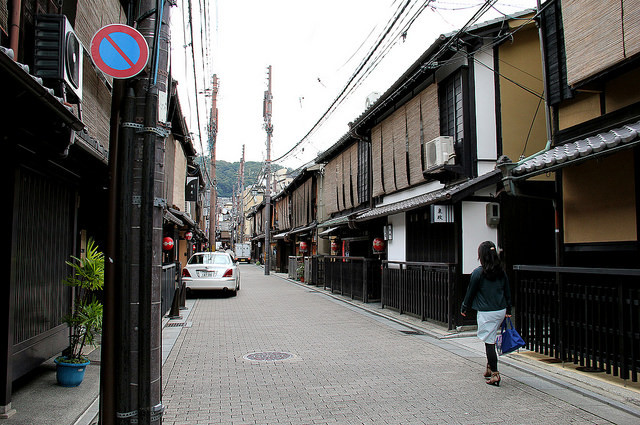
[[478, 241, 503, 280]]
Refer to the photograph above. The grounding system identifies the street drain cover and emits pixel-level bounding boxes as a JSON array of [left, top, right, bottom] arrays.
[[243, 351, 294, 361]]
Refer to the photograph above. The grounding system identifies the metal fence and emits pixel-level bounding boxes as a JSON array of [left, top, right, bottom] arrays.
[[514, 265, 640, 382], [323, 256, 381, 303], [381, 261, 456, 330]]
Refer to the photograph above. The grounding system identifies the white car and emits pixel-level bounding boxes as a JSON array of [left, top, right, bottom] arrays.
[[182, 252, 240, 295]]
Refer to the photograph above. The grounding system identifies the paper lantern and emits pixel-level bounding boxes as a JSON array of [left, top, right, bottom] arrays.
[[372, 237, 385, 252], [185, 231, 193, 240], [162, 237, 174, 251], [299, 241, 308, 252]]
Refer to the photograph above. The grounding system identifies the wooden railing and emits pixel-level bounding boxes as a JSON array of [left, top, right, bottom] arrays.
[[323, 256, 381, 303], [514, 265, 640, 382], [382, 261, 456, 330]]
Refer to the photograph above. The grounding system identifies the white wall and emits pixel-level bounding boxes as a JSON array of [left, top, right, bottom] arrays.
[[387, 213, 406, 263], [461, 201, 498, 274], [474, 49, 498, 168]]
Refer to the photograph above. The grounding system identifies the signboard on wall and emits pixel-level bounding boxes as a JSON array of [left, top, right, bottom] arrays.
[[431, 205, 454, 223], [185, 177, 198, 201]]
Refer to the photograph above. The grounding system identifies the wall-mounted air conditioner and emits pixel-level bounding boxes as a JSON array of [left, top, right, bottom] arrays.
[[423, 136, 455, 171], [34, 15, 83, 103]]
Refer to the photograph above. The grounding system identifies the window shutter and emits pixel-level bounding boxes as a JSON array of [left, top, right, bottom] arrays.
[[350, 143, 359, 207], [382, 122, 396, 193]]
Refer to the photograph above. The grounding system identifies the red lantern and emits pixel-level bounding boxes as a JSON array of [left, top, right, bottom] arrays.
[[373, 237, 385, 252], [162, 237, 174, 251], [185, 231, 193, 241], [299, 241, 308, 252], [330, 240, 338, 252]]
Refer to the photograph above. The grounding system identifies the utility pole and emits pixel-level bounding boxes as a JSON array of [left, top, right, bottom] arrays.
[[263, 66, 273, 275], [208, 75, 219, 251], [238, 145, 245, 243], [102, 0, 170, 423]]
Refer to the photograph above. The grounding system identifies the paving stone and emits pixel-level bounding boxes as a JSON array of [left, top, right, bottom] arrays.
[[161, 266, 639, 425]]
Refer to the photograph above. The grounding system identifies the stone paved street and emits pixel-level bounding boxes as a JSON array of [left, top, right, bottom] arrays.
[[161, 265, 637, 424]]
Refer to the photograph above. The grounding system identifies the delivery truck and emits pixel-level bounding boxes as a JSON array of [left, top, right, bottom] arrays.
[[234, 243, 251, 263]]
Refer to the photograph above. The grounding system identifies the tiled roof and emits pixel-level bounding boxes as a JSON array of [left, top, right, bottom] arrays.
[[512, 120, 640, 177], [356, 170, 501, 221]]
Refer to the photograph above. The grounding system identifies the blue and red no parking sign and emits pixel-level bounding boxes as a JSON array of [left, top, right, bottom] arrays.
[[90, 24, 149, 79]]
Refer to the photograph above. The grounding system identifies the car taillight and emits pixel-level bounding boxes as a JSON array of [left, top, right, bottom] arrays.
[[182, 269, 191, 277], [222, 269, 233, 278]]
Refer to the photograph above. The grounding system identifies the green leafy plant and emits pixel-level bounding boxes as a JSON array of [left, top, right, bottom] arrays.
[[296, 263, 304, 280], [58, 239, 104, 364]]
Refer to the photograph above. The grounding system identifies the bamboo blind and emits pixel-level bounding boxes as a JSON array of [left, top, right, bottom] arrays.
[[350, 142, 359, 207], [392, 107, 409, 190], [382, 122, 396, 193], [625, 1, 640, 57], [563, 0, 624, 86], [372, 127, 384, 197], [324, 156, 339, 215], [305, 179, 312, 224], [336, 152, 344, 212], [421, 85, 440, 148], [341, 150, 352, 210]]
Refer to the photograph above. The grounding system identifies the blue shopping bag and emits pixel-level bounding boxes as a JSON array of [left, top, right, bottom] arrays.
[[499, 317, 525, 355]]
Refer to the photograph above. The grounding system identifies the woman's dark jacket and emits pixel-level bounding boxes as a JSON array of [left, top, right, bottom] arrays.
[[461, 266, 512, 315]]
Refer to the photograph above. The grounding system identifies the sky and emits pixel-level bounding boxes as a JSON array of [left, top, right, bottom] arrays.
[[170, 0, 539, 168]]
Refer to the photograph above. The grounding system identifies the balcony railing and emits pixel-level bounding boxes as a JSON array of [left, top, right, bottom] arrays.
[[514, 265, 640, 382], [382, 261, 456, 330]]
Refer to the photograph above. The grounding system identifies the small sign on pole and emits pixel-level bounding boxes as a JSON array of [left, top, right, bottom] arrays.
[[90, 24, 149, 79]]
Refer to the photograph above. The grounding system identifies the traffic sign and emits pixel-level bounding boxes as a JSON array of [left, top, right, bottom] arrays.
[[90, 24, 149, 79]]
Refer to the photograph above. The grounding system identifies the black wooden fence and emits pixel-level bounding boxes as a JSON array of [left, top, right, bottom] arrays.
[[323, 256, 381, 303], [161, 262, 179, 317], [381, 261, 456, 330], [514, 265, 640, 382]]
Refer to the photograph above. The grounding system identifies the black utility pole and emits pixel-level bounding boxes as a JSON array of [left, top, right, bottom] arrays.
[[263, 65, 273, 275], [102, 1, 170, 424]]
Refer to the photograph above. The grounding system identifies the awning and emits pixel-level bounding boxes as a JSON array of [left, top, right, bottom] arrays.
[[0, 46, 83, 132], [289, 221, 317, 235], [163, 209, 184, 226], [273, 231, 289, 240], [318, 227, 339, 237], [510, 120, 640, 179], [251, 233, 265, 241], [168, 208, 196, 227], [317, 212, 363, 228], [356, 169, 502, 222]]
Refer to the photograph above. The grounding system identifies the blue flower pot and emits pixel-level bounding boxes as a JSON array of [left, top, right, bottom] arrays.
[[54, 358, 90, 387]]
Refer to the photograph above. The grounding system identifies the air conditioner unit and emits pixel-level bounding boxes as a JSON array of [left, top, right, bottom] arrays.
[[34, 15, 83, 103], [423, 136, 455, 171]]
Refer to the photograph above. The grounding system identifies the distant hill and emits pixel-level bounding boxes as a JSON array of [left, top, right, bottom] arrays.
[[195, 158, 288, 198]]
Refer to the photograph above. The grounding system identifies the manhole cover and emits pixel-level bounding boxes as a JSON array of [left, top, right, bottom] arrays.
[[243, 351, 294, 361]]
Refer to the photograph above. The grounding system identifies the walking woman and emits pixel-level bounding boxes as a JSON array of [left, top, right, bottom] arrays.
[[461, 241, 512, 386]]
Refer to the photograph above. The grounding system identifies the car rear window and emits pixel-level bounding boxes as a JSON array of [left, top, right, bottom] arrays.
[[189, 254, 231, 265]]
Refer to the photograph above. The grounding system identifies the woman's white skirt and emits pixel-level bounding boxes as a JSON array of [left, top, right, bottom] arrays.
[[476, 309, 507, 343]]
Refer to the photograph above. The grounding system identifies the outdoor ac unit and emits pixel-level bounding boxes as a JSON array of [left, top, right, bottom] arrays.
[[34, 15, 83, 103], [424, 136, 455, 170]]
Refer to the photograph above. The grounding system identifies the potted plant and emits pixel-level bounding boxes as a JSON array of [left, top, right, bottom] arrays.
[[54, 239, 104, 387], [296, 263, 304, 282]]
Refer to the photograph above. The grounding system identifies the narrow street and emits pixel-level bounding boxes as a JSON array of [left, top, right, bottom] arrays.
[[161, 266, 636, 425]]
